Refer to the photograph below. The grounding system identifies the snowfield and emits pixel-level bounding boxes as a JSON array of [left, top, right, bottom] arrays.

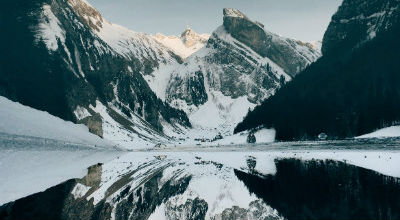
[[356, 126, 400, 139], [0, 96, 112, 147], [35, 4, 66, 51]]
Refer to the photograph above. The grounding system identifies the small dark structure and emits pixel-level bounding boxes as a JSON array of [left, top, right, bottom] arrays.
[[247, 132, 256, 143]]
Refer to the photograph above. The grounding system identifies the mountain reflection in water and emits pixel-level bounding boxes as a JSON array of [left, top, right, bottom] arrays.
[[235, 158, 400, 220]]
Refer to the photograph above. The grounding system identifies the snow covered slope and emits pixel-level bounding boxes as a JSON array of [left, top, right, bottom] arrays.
[[0, 96, 111, 147], [68, 0, 180, 70], [356, 126, 400, 139], [154, 28, 210, 59]]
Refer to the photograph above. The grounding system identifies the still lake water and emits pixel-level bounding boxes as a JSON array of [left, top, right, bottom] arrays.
[[1, 135, 400, 219]]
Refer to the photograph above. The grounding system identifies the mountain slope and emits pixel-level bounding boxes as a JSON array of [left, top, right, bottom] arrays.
[[235, 0, 400, 140], [0, 95, 111, 147], [148, 8, 320, 138], [0, 0, 191, 148]]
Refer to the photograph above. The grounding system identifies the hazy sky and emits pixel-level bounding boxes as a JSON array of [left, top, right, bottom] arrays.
[[87, 0, 343, 42]]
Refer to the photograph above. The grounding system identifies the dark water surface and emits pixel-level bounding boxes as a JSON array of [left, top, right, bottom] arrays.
[[236, 158, 400, 220]]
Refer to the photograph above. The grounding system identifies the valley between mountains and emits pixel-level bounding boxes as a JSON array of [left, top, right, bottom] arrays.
[[2, 0, 322, 149]]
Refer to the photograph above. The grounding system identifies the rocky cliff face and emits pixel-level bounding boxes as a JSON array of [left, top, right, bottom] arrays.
[[322, 0, 400, 55], [166, 26, 289, 106], [181, 28, 209, 48], [223, 8, 320, 76], [0, 0, 190, 148]]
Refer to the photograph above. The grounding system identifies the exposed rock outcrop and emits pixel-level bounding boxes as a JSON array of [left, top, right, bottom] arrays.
[[79, 113, 103, 138], [212, 200, 281, 220], [165, 198, 208, 220], [181, 28, 209, 48]]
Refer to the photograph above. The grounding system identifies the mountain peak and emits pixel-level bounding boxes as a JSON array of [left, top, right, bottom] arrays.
[[223, 8, 248, 19], [153, 28, 210, 59], [180, 27, 209, 47], [180, 27, 196, 38], [222, 8, 320, 76], [223, 8, 264, 33]]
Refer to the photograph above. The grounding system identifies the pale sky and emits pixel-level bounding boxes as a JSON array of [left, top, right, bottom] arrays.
[[87, 0, 343, 42]]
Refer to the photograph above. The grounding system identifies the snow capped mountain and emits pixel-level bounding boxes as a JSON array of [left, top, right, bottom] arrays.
[[180, 28, 210, 48], [146, 8, 321, 138], [68, 0, 181, 73], [2, 1, 320, 146], [1, 0, 192, 149], [154, 28, 210, 59], [223, 8, 248, 19]]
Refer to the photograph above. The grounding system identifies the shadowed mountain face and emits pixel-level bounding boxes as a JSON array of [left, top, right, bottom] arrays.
[[235, 159, 400, 220], [322, 0, 400, 56], [235, 0, 400, 140]]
